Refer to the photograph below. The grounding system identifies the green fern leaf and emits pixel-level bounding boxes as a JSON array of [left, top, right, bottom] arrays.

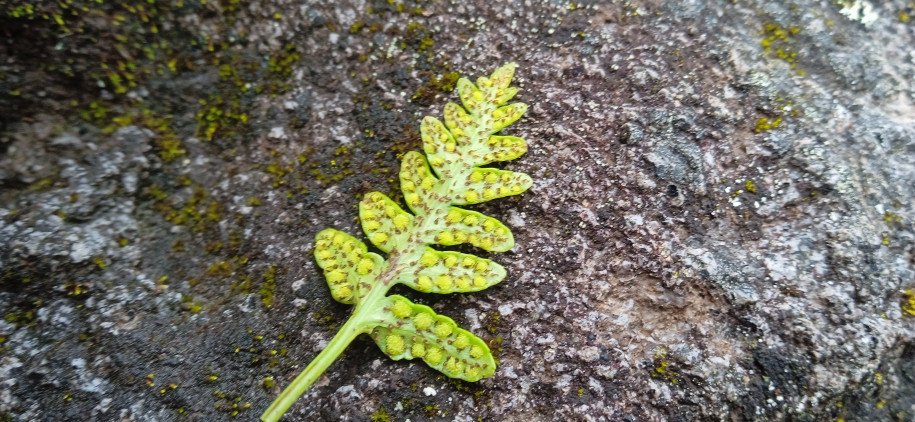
[[262, 63, 533, 422], [371, 295, 496, 381]]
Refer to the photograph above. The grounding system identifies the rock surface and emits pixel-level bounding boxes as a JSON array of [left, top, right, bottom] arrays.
[[2, 0, 914, 420]]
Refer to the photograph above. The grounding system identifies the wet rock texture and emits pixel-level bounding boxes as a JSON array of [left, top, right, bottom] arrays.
[[2, 0, 914, 420]]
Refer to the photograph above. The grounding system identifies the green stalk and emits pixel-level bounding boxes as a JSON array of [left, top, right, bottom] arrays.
[[261, 244, 400, 421], [260, 309, 370, 422]]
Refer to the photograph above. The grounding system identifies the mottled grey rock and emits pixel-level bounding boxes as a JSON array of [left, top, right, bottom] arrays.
[[1, 0, 914, 421]]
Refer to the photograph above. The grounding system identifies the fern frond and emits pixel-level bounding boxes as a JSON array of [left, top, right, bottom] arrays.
[[262, 63, 533, 422]]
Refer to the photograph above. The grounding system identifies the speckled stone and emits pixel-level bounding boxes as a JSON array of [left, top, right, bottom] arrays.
[[1, 1, 914, 421]]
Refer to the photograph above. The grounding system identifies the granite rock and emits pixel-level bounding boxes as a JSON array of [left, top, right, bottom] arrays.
[[1, 0, 914, 421]]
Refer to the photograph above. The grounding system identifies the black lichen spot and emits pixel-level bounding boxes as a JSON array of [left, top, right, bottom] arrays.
[[666, 184, 679, 198]]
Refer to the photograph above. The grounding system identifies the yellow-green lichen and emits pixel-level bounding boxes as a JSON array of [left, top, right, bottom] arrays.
[[760, 22, 806, 76], [745, 179, 757, 193], [413, 71, 461, 102], [754, 117, 783, 132], [651, 354, 680, 384], [65, 282, 89, 296], [206, 261, 233, 278], [371, 407, 392, 422], [260, 265, 277, 308], [903, 290, 915, 316], [181, 294, 203, 313], [260, 376, 275, 389]]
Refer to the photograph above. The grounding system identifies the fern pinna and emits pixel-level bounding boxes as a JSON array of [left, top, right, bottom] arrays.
[[262, 63, 533, 422]]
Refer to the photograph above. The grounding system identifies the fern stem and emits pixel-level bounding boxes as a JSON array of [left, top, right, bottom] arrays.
[[260, 312, 369, 422]]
